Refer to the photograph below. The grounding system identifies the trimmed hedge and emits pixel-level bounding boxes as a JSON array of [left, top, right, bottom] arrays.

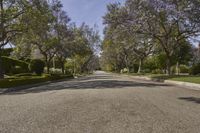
[[29, 59, 45, 75], [2, 56, 29, 74], [0, 74, 73, 88], [189, 63, 200, 75], [0, 77, 48, 88], [152, 69, 164, 74], [179, 65, 189, 73]]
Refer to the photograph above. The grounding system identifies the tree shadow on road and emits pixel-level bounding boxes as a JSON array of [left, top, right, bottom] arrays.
[[76, 75, 116, 81], [1, 78, 172, 95], [179, 97, 200, 104]]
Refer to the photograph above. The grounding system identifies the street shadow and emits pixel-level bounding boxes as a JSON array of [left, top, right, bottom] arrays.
[[76, 75, 115, 81], [1, 74, 172, 95], [179, 97, 200, 104]]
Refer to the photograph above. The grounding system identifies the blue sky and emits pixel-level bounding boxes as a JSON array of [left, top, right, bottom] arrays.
[[60, 0, 125, 38]]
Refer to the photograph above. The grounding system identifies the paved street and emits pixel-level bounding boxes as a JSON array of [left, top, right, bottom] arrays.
[[0, 71, 200, 133]]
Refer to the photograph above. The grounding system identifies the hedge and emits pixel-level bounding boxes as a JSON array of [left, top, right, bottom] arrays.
[[189, 63, 200, 75], [29, 59, 45, 75], [0, 74, 73, 88], [1, 56, 29, 74]]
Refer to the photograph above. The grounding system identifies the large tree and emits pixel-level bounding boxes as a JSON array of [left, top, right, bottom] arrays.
[[102, 0, 200, 75], [22, 0, 58, 73], [125, 0, 200, 74], [0, 0, 30, 78]]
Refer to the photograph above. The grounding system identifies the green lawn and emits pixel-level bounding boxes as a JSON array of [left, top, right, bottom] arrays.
[[170, 76, 200, 84], [150, 75, 200, 84], [0, 74, 73, 88]]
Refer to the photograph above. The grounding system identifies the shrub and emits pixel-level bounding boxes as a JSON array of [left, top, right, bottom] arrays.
[[179, 65, 189, 73], [2, 56, 29, 74], [120, 68, 129, 73], [49, 68, 63, 75], [0, 74, 73, 88], [189, 63, 200, 75], [11, 66, 24, 74], [65, 61, 74, 75], [143, 69, 151, 73], [171, 65, 189, 74], [29, 59, 45, 75], [152, 69, 164, 74]]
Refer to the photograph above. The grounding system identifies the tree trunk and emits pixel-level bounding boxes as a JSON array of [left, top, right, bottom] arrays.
[[47, 64, 50, 74], [0, 55, 4, 79], [46, 61, 50, 74], [124, 55, 129, 73], [176, 61, 180, 75], [45, 56, 51, 74], [53, 57, 56, 69], [166, 58, 172, 75], [137, 59, 143, 74], [73, 59, 76, 76], [61, 62, 65, 74]]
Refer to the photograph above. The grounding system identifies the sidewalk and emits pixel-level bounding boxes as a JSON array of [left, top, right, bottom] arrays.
[[123, 74, 200, 91]]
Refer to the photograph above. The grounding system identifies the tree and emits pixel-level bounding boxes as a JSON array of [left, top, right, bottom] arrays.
[[69, 23, 100, 74], [0, 0, 30, 78], [191, 44, 200, 65], [125, 0, 200, 75], [22, 0, 58, 73], [10, 37, 33, 61], [29, 59, 45, 75], [102, 0, 200, 75], [102, 2, 154, 73], [53, 1, 71, 74]]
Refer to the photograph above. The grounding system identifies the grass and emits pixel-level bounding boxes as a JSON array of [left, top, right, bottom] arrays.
[[170, 76, 200, 84], [122, 72, 200, 84], [149, 75, 200, 84], [0, 74, 73, 88]]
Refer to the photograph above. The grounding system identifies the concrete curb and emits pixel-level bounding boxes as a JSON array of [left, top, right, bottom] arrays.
[[0, 77, 74, 94], [121, 74, 200, 91], [164, 80, 200, 91]]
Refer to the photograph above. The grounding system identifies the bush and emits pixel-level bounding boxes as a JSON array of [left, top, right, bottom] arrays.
[[143, 69, 151, 73], [0, 74, 73, 88], [189, 63, 200, 75], [65, 61, 74, 75], [179, 65, 189, 73], [48, 74, 73, 80], [49, 68, 63, 75], [171, 65, 189, 74], [120, 68, 129, 73], [2, 56, 29, 74], [0, 77, 48, 88], [29, 59, 45, 75], [152, 69, 164, 74]]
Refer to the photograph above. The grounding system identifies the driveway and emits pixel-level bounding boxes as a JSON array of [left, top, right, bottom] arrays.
[[0, 71, 200, 133]]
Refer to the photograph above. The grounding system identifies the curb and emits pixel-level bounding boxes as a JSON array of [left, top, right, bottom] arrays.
[[121, 74, 200, 91], [164, 80, 200, 91]]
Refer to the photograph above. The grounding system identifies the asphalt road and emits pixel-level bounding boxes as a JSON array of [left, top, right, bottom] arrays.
[[0, 71, 200, 133]]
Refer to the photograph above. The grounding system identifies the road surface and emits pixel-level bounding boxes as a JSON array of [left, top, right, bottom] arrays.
[[0, 71, 200, 133]]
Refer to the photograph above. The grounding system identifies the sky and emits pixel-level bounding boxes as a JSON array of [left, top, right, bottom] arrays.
[[60, 0, 125, 38]]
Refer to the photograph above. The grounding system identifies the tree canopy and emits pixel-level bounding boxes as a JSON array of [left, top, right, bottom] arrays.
[[101, 0, 200, 74]]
